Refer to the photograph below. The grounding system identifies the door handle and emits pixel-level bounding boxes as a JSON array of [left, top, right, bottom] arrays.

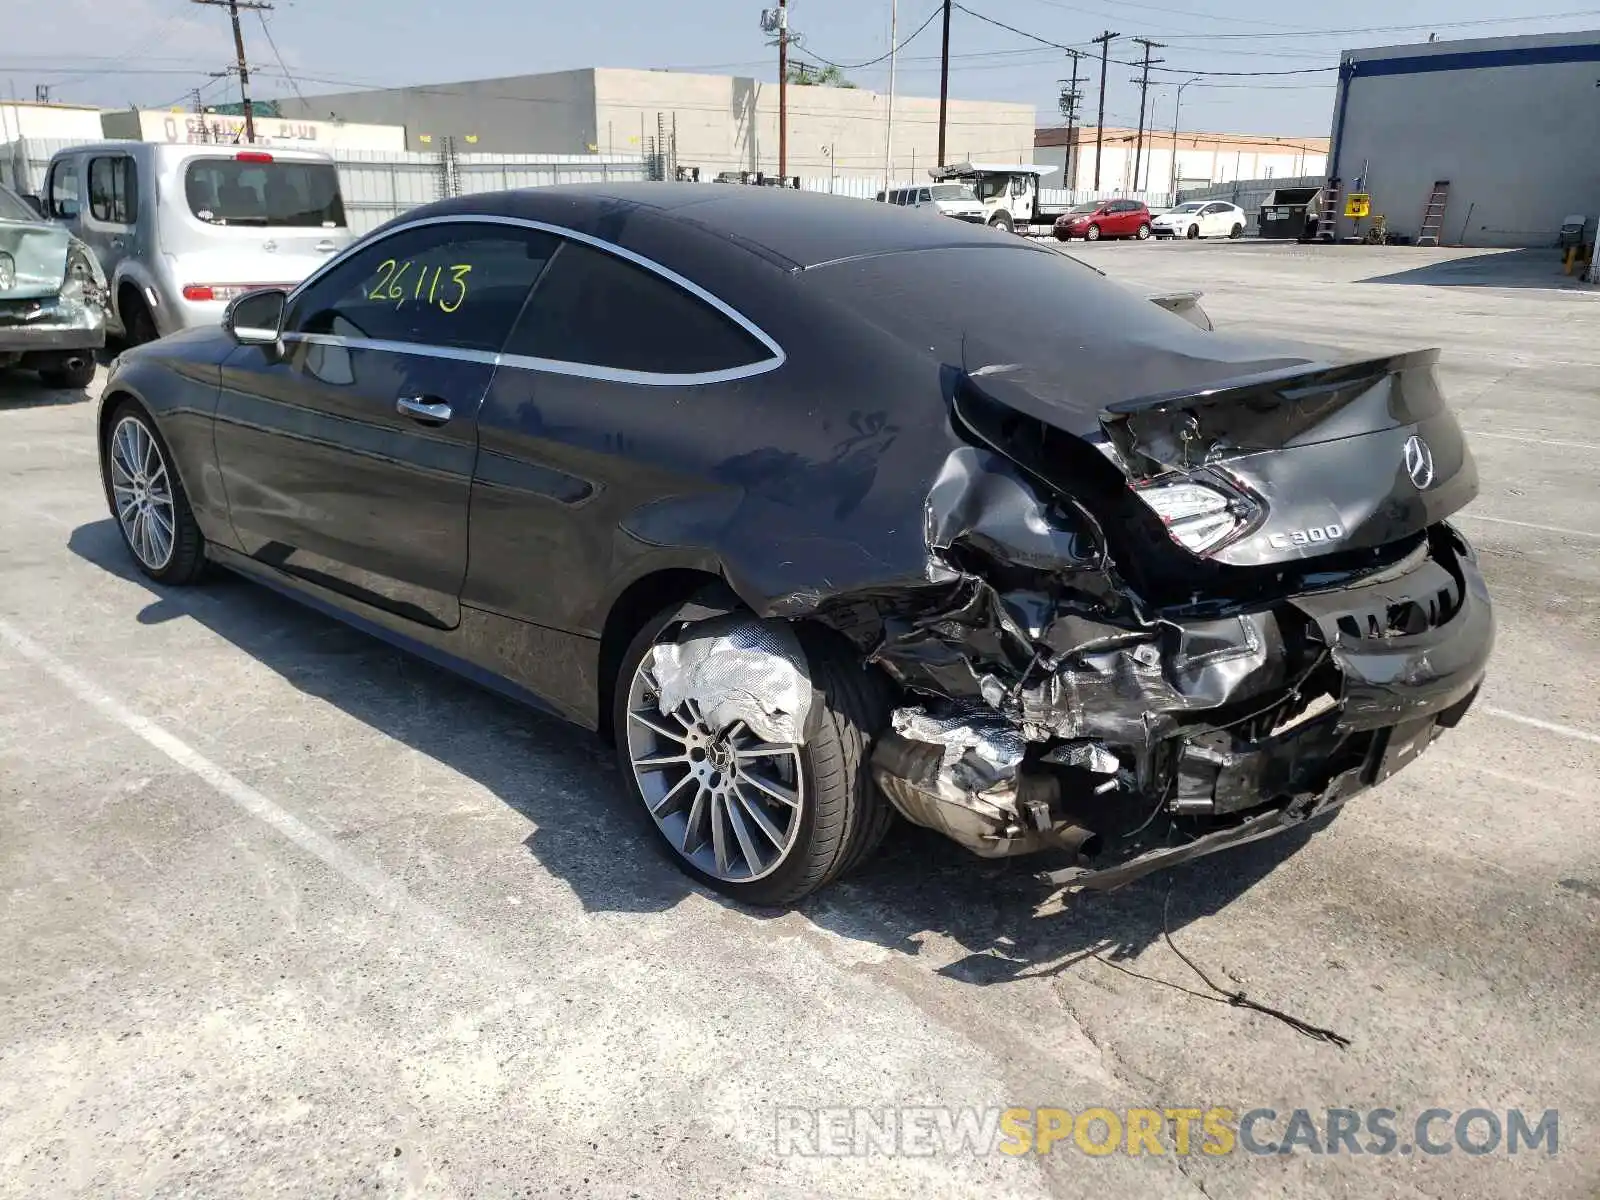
[[396, 395, 453, 424], [316, 240, 338, 253]]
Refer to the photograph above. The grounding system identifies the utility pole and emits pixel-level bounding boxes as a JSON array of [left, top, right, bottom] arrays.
[[1131, 38, 1164, 195], [192, 0, 272, 144], [778, 0, 788, 177], [1091, 31, 1119, 190], [883, 0, 899, 196], [1057, 51, 1081, 188], [936, 0, 952, 166]]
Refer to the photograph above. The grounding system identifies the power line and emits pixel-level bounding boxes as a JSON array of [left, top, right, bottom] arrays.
[[255, 8, 307, 108], [805, 6, 943, 71], [192, 0, 273, 143]]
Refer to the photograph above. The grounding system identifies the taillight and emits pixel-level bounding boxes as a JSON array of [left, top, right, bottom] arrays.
[[183, 284, 275, 303], [1134, 479, 1262, 557], [236, 151, 274, 163]]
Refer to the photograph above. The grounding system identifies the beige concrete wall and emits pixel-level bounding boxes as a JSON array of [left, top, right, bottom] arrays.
[[593, 69, 1033, 181]]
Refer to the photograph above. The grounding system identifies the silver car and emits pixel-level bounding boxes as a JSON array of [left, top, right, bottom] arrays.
[[0, 180, 105, 389], [42, 142, 354, 343]]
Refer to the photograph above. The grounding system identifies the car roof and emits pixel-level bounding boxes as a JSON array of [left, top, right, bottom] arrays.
[[409, 183, 1019, 271]]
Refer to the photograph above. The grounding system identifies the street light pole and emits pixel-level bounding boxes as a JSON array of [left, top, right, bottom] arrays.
[[883, 0, 899, 196], [1171, 76, 1200, 200]]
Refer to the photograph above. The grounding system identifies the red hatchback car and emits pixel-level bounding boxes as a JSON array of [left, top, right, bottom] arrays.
[[1054, 199, 1152, 242]]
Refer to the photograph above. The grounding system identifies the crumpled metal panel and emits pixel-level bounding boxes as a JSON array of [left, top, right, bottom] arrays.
[[649, 613, 813, 745], [892, 702, 1025, 795], [0, 220, 70, 301]]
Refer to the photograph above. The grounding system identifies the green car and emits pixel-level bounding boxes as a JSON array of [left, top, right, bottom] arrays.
[[0, 181, 106, 390]]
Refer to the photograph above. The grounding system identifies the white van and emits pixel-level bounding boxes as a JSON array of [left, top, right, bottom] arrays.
[[42, 142, 356, 342]]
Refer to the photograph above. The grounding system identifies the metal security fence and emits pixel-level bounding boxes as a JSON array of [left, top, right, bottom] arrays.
[[2, 137, 647, 234], [797, 176, 1175, 208]]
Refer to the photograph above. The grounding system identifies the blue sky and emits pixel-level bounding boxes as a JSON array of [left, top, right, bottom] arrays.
[[7, 0, 1599, 137]]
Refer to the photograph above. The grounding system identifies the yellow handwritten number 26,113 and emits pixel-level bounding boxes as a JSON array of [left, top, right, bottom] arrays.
[[367, 260, 472, 313]]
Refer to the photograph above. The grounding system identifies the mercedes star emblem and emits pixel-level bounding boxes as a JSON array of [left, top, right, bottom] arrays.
[[1403, 434, 1435, 490]]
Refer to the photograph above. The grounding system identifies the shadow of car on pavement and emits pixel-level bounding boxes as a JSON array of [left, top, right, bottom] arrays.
[[70, 516, 1322, 991]]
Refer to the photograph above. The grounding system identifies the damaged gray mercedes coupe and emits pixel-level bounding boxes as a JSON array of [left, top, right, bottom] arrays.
[[97, 185, 1492, 905], [0, 181, 104, 390]]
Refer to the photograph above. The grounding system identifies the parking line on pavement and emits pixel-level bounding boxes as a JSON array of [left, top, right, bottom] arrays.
[[1482, 706, 1600, 747], [1455, 513, 1600, 541], [1466, 431, 1600, 451], [0, 615, 472, 933]]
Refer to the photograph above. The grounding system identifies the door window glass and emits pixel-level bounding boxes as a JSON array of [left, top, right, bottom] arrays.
[[88, 156, 138, 225], [47, 160, 80, 219], [917, 188, 932, 203], [504, 238, 771, 376], [285, 222, 559, 352]]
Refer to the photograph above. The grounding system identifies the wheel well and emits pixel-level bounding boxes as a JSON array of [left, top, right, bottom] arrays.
[[97, 389, 141, 463], [596, 568, 725, 740], [116, 281, 144, 323]]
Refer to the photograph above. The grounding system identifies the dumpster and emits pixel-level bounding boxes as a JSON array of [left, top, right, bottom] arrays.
[[1258, 186, 1322, 241]]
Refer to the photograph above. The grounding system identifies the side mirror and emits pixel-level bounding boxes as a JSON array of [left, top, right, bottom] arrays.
[[224, 287, 288, 348], [22, 194, 44, 217]]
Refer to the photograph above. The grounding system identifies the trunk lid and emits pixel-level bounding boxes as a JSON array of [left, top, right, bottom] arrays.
[[960, 348, 1479, 569]]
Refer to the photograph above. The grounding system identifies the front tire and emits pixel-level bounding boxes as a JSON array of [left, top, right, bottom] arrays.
[[101, 400, 206, 584], [989, 212, 1014, 234], [1186, 224, 1200, 240], [613, 606, 892, 906], [1085, 223, 1102, 241]]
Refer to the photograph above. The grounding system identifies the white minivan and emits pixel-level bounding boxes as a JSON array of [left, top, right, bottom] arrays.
[[42, 142, 356, 342]]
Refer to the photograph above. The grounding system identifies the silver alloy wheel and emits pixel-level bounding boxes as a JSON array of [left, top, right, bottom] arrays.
[[624, 653, 805, 883], [109, 415, 176, 571]]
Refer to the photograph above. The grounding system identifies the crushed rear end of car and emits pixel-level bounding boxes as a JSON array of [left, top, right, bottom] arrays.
[[754, 246, 1496, 889]]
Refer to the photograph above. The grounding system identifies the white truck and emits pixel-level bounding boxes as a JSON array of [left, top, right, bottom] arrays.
[[929, 161, 1065, 234]]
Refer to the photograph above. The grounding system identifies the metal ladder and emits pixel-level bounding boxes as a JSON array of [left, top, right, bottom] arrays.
[[1314, 178, 1341, 242], [1417, 181, 1451, 247]]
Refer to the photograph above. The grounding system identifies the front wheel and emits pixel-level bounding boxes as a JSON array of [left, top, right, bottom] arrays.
[[614, 608, 893, 906], [1085, 223, 1102, 242], [1229, 223, 1244, 239], [989, 212, 1015, 234], [1136, 222, 1152, 240], [1186, 224, 1200, 240], [101, 401, 207, 584]]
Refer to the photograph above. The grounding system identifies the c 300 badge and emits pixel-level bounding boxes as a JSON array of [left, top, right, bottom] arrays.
[[1267, 523, 1346, 551]]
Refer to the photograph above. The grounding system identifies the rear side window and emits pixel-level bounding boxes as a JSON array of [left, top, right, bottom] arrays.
[[88, 156, 137, 225], [505, 239, 771, 377], [47, 159, 80, 219], [286, 222, 559, 352], [185, 157, 346, 228]]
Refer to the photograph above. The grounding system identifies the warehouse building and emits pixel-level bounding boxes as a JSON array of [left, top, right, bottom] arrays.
[[280, 68, 1035, 183], [1325, 31, 1600, 245]]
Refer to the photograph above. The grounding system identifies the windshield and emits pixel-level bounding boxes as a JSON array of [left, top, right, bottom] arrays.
[[184, 158, 346, 227], [1169, 202, 1204, 213], [930, 183, 975, 202], [0, 184, 39, 223]]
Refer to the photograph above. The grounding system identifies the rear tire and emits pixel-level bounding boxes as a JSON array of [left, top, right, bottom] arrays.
[[1230, 223, 1244, 239], [1086, 223, 1102, 241], [1136, 222, 1152, 240], [613, 607, 894, 906], [101, 399, 207, 585], [120, 290, 159, 346]]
